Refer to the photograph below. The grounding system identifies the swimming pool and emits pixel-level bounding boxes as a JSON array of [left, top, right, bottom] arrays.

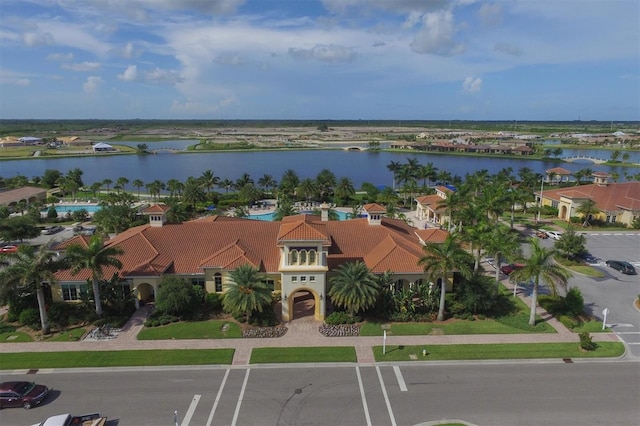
[[248, 210, 350, 221], [42, 204, 102, 214]]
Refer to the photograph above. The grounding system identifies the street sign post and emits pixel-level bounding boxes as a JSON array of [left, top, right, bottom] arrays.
[[602, 308, 609, 330]]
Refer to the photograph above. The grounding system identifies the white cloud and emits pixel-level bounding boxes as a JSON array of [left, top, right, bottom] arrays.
[[118, 65, 138, 81], [16, 78, 30, 86], [62, 62, 101, 72], [410, 10, 465, 56], [288, 44, 356, 63], [46, 52, 74, 62], [463, 76, 482, 93], [22, 32, 54, 47], [118, 65, 183, 85], [494, 43, 522, 57], [213, 53, 246, 66], [83, 76, 103, 94], [110, 42, 141, 59]]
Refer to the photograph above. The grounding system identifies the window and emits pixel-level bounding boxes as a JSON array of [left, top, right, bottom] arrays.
[[300, 276, 307, 282], [262, 279, 275, 291], [308, 250, 316, 264], [291, 276, 298, 282], [300, 250, 307, 264], [214, 273, 222, 292], [62, 284, 78, 301], [309, 276, 316, 282], [290, 250, 298, 265], [191, 277, 205, 287], [551, 201, 559, 208]]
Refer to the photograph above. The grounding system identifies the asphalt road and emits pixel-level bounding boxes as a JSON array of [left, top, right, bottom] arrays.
[[2, 361, 638, 426]]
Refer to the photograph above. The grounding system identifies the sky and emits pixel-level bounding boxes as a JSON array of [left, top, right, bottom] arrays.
[[1, 0, 638, 121]]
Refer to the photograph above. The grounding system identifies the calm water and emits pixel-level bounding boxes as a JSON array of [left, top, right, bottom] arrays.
[[2, 149, 634, 188]]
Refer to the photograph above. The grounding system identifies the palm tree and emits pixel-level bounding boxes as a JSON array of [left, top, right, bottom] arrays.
[[279, 169, 300, 198], [482, 228, 521, 296], [316, 169, 336, 199], [65, 235, 124, 317], [222, 264, 272, 322], [200, 170, 219, 201], [257, 174, 277, 196], [419, 235, 473, 321], [102, 178, 113, 193], [218, 178, 234, 195], [0, 245, 68, 334], [328, 261, 380, 318], [235, 173, 254, 191], [166, 178, 184, 198], [297, 178, 318, 204], [132, 179, 144, 199], [334, 177, 355, 203], [509, 238, 572, 326], [116, 177, 129, 194], [183, 177, 206, 210], [272, 198, 297, 221], [386, 161, 402, 190], [576, 199, 601, 227]]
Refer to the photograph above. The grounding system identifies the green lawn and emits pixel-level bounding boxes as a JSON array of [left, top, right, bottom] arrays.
[[373, 342, 625, 362], [251, 347, 357, 364], [0, 331, 33, 343], [0, 349, 234, 369], [137, 320, 242, 340]]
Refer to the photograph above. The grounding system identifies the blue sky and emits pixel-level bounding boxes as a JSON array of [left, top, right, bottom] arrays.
[[1, 0, 638, 121]]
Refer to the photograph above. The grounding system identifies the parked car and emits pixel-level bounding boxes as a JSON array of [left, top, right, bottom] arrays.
[[0, 245, 18, 253], [32, 412, 107, 426], [545, 230, 563, 240], [0, 381, 49, 409], [535, 230, 549, 239], [41, 225, 64, 235], [578, 252, 599, 264], [500, 263, 525, 275], [605, 260, 637, 275]]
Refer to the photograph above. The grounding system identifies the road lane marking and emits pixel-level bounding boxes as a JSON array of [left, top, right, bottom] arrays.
[[206, 368, 230, 426], [376, 366, 397, 426], [180, 394, 200, 426], [231, 369, 250, 426], [393, 366, 407, 392], [356, 367, 373, 426], [626, 342, 640, 345]]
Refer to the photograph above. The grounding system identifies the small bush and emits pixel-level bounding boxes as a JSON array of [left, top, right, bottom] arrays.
[[558, 315, 576, 330], [564, 287, 584, 317], [205, 293, 224, 312], [19, 308, 41, 330], [325, 311, 356, 325], [579, 331, 597, 351]]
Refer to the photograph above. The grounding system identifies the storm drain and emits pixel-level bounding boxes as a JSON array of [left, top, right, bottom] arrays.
[[27, 369, 39, 374], [562, 358, 573, 363]]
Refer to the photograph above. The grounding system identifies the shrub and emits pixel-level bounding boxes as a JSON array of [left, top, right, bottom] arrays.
[[205, 293, 224, 312], [19, 308, 40, 329], [579, 331, 597, 351], [564, 287, 584, 317], [325, 311, 356, 325], [47, 206, 58, 219], [558, 315, 576, 330]]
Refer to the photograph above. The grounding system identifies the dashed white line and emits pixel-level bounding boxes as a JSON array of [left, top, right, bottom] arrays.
[[180, 394, 201, 426], [376, 366, 397, 426], [206, 368, 230, 426], [393, 366, 407, 392], [231, 369, 250, 426], [356, 367, 373, 426]]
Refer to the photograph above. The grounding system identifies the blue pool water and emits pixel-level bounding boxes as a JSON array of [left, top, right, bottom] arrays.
[[249, 210, 350, 221], [42, 204, 102, 214]]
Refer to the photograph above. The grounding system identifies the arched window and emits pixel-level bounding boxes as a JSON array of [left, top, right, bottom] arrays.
[[308, 250, 316, 265], [299, 250, 307, 264], [290, 250, 298, 265], [214, 273, 222, 292]]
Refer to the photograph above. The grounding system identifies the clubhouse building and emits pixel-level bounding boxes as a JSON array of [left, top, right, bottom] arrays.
[[53, 203, 449, 321]]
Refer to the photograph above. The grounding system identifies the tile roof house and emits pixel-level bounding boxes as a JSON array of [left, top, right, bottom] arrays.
[[538, 175, 640, 227], [0, 186, 47, 209], [414, 186, 454, 228], [53, 204, 448, 321]]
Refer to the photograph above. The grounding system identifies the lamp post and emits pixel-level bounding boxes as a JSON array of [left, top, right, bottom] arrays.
[[537, 176, 544, 223]]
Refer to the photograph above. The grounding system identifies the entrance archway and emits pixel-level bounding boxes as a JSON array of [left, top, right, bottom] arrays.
[[136, 282, 155, 303], [283, 287, 323, 321]]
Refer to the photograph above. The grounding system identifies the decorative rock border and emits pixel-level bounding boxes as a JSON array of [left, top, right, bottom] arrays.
[[319, 324, 361, 337], [242, 326, 288, 338]]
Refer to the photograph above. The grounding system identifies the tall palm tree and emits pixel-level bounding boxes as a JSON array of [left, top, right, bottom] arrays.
[[66, 235, 124, 317], [482, 228, 521, 296], [102, 178, 113, 193], [257, 174, 277, 196], [509, 238, 572, 326], [334, 177, 355, 203], [199, 170, 219, 201], [297, 179, 318, 204], [132, 179, 144, 199], [116, 177, 129, 194], [419, 235, 473, 321], [272, 198, 297, 221], [329, 261, 380, 317], [222, 264, 272, 322], [316, 169, 336, 199], [218, 178, 234, 195], [183, 177, 206, 210], [279, 169, 300, 198], [386, 161, 402, 190], [576, 199, 601, 227], [0, 245, 68, 334]]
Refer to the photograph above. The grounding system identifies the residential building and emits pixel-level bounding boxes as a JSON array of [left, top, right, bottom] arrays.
[[53, 203, 450, 321]]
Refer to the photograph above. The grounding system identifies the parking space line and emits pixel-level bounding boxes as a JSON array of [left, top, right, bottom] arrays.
[[206, 368, 230, 426], [356, 367, 373, 426], [376, 366, 397, 426], [393, 366, 407, 392], [180, 394, 200, 426], [231, 369, 250, 426]]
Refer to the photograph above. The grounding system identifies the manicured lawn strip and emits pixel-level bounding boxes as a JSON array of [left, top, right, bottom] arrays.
[[0, 349, 234, 369], [251, 347, 356, 364], [373, 342, 625, 362], [572, 320, 609, 333], [0, 331, 33, 343], [360, 316, 553, 337], [49, 328, 87, 342], [137, 320, 242, 340]]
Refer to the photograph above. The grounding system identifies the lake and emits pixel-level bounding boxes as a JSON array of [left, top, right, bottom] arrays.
[[2, 148, 634, 188]]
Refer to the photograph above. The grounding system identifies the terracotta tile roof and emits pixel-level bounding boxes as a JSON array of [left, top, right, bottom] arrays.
[[415, 228, 449, 244], [363, 203, 386, 212], [545, 167, 571, 175], [540, 182, 640, 212], [0, 186, 46, 205], [143, 204, 171, 213], [415, 194, 447, 213], [55, 214, 442, 281]]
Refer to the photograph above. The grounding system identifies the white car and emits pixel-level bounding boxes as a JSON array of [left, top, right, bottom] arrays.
[[545, 230, 563, 240]]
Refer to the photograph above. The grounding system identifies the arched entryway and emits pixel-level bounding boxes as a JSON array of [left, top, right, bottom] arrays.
[[135, 282, 155, 304], [283, 287, 324, 321], [560, 205, 568, 220]]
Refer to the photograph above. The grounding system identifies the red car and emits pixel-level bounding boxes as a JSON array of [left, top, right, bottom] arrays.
[[500, 263, 524, 275], [0, 245, 18, 253], [0, 381, 49, 409]]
